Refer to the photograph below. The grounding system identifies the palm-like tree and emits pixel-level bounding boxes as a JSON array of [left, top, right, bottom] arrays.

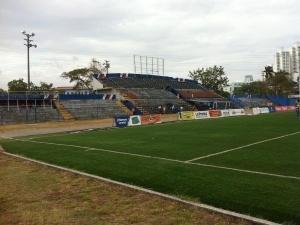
[[263, 66, 274, 79], [263, 66, 274, 95]]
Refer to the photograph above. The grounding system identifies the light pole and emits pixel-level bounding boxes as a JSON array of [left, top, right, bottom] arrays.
[[103, 60, 110, 74], [298, 71, 300, 99], [22, 31, 37, 91]]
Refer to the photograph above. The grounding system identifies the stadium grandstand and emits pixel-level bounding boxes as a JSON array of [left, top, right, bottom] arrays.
[[0, 73, 296, 125], [93, 73, 232, 114]]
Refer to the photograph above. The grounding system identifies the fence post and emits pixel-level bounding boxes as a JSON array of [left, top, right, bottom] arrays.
[[34, 106, 37, 123], [25, 109, 28, 124]]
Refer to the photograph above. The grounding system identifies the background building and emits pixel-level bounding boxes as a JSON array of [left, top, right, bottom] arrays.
[[273, 47, 291, 74], [291, 42, 300, 77], [272, 41, 300, 81], [225, 75, 254, 94], [244, 75, 254, 83]]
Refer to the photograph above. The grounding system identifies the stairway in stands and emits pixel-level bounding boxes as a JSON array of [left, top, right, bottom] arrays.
[[178, 98, 194, 111], [115, 100, 133, 115], [53, 101, 74, 121], [120, 92, 149, 115]]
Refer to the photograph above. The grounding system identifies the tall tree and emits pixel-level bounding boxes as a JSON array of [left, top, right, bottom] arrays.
[[89, 58, 106, 74], [263, 66, 274, 79], [188, 66, 229, 94], [61, 68, 92, 90], [0, 88, 7, 94], [270, 71, 294, 96], [33, 82, 53, 91], [262, 66, 275, 95], [8, 78, 33, 93], [234, 81, 268, 96], [61, 58, 106, 91], [235, 73, 295, 97]]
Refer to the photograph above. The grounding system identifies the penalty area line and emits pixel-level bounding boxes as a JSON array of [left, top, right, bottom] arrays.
[[2, 136, 184, 165], [2, 136, 300, 181], [186, 131, 300, 162], [189, 162, 300, 181]]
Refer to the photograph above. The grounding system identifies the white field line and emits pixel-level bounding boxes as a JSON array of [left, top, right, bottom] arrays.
[[1, 135, 300, 181], [1, 151, 280, 225], [186, 131, 300, 162], [190, 162, 300, 180], [1, 136, 184, 164]]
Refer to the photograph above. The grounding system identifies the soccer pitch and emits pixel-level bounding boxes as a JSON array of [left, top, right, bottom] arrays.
[[1, 111, 300, 224]]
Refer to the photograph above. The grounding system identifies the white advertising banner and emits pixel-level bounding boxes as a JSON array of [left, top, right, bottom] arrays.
[[229, 108, 245, 116], [128, 115, 142, 126], [260, 107, 270, 114], [220, 110, 230, 117], [194, 111, 210, 119], [252, 107, 260, 115]]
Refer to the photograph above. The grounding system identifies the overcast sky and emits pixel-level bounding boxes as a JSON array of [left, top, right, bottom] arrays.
[[0, 0, 299, 90]]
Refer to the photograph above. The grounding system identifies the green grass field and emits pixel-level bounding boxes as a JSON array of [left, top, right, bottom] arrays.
[[1, 111, 300, 224]]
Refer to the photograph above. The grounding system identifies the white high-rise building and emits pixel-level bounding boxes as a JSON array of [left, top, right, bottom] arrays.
[[272, 42, 300, 81], [291, 42, 300, 75], [273, 47, 291, 73], [292, 42, 300, 95]]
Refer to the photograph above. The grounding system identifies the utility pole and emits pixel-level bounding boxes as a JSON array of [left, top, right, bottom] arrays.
[[22, 31, 37, 91]]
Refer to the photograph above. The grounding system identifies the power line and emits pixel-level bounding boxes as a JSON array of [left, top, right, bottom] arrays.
[[0, 44, 274, 60]]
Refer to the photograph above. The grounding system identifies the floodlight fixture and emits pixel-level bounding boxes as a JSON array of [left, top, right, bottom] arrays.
[[103, 60, 110, 74]]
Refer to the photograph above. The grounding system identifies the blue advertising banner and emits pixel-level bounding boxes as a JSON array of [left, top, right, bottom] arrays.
[[114, 116, 130, 127], [268, 106, 276, 113]]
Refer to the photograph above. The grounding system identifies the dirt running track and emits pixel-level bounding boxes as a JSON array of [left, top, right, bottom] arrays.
[[0, 114, 179, 138]]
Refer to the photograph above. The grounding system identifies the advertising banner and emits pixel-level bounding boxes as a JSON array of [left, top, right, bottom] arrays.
[[220, 110, 230, 117], [252, 107, 260, 115], [128, 115, 141, 126], [178, 111, 195, 120], [194, 111, 210, 119], [244, 108, 253, 115], [275, 106, 294, 112], [209, 110, 221, 118], [268, 106, 276, 113], [260, 107, 270, 114], [114, 116, 130, 127], [141, 114, 162, 124], [229, 109, 245, 116], [275, 106, 283, 112]]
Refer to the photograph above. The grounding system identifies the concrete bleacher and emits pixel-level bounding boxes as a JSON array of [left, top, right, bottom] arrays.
[[0, 107, 64, 125], [60, 99, 126, 120], [95, 74, 217, 114], [237, 97, 271, 108], [180, 90, 221, 98], [97, 73, 202, 90], [120, 88, 192, 114], [100, 77, 162, 89], [0, 74, 225, 125]]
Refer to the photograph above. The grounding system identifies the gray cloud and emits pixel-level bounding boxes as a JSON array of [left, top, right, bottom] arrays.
[[0, 0, 300, 89]]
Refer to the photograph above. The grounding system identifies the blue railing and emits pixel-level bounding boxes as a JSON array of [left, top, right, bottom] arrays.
[[228, 97, 244, 108], [121, 100, 143, 115], [267, 95, 295, 106]]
